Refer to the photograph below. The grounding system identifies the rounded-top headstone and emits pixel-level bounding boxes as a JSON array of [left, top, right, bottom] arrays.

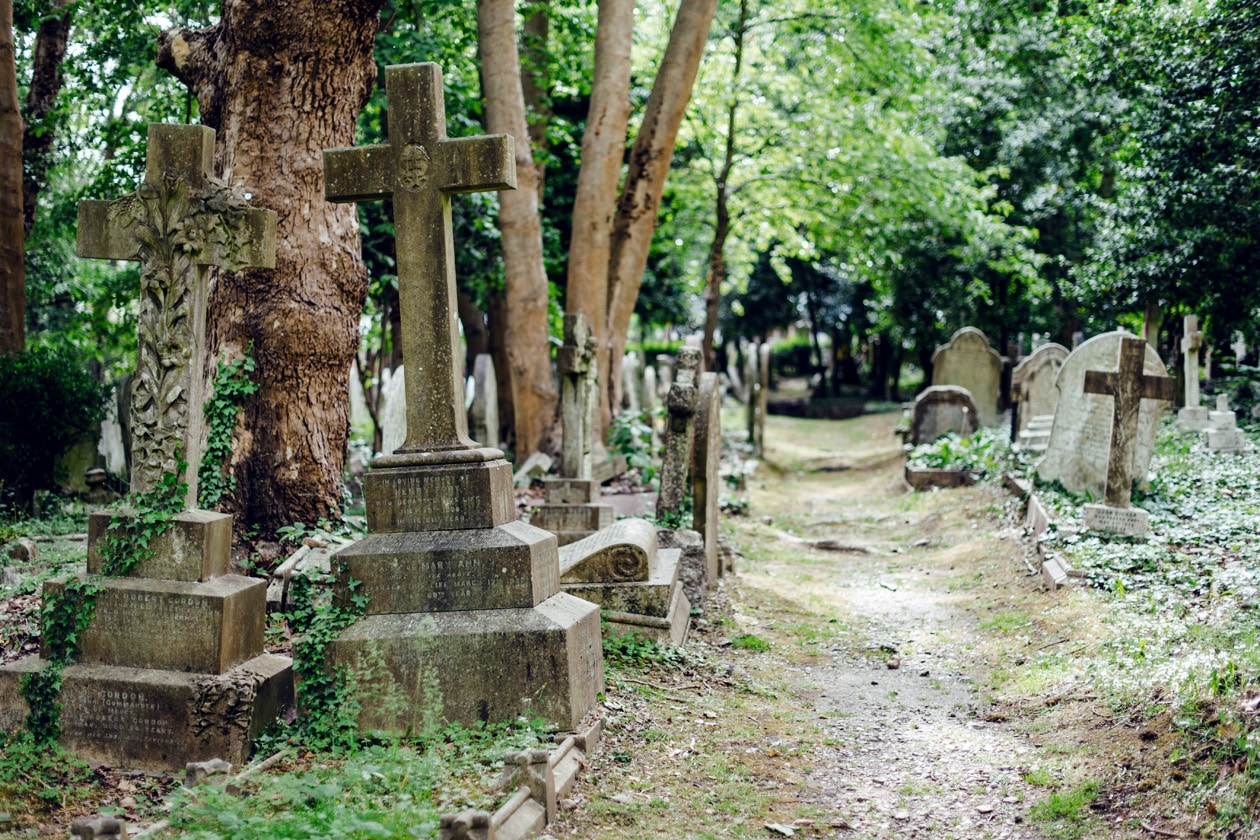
[[1011, 343, 1069, 435], [931, 327, 1003, 427], [910, 385, 980, 445]]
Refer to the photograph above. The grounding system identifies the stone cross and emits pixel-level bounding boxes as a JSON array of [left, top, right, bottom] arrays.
[[1233, 331, 1248, 365], [324, 63, 515, 463], [1181, 315, 1203, 408], [77, 123, 276, 507], [557, 313, 598, 480], [656, 347, 702, 519], [1083, 335, 1176, 507]]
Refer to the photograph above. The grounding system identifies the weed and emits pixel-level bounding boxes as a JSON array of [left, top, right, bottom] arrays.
[[1028, 780, 1100, 832], [731, 634, 770, 652]]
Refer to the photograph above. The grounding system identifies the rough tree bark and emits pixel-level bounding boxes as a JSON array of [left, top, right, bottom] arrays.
[[520, 0, 550, 201], [605, 0, 718, 415], [566, 0, 634, 430], [21, 0, 71, 235], [0, 0, 23, 354], [701, 0, 748, 374], [156, 0, 384, 532], [477, 0, 558, 458]]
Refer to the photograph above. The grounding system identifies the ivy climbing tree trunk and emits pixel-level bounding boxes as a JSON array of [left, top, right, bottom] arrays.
[[21, 0, 71, 235], [156, 0, 384, 532], [0, 0, 23, 354], [477, 0, 558, 458]]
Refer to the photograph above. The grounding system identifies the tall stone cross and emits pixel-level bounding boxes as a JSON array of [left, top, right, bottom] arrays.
[[557, 313, 597, 480], [657, 347, 702, 519], [1083, 335, 1175, 508], [1181, 315, 1203, 408], [77, 124, 276, 507], [324, 63, 515, 464]]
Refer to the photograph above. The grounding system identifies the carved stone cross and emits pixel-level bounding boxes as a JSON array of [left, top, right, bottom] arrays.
[[324, 63, 515, 464], [1181, 315, 1203, 408], [556, 313, 597, 480], [656, 347, 702, 519], [1083, 335, 1176, 507], [77, 124, 276, 507]]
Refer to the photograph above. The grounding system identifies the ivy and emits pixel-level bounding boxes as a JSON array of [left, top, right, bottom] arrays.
[[198, 351, 260, 509]]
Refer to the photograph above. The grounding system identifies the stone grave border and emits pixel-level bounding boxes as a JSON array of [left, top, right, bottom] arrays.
[[1002, 473, 1084, 592], [903, 464, 976, 491]]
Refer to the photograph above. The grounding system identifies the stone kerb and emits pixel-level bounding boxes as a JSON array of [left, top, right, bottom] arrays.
[[909, 385, 979, 446], [931, 327, 1003, 427]]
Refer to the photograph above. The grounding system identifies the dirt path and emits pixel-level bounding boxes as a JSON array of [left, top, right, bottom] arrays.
[[551, 412, 1136, 840]]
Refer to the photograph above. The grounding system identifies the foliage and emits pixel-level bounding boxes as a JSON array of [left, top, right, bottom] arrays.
[[1026, 780, 1100, 829], [603, 627, 688, 668], [607, 410, 657, 484], [730, 633, 770, 652], [0, 730, 95, 813], [905, 427, 1014, 478], [0, 347, 107, 511], [199, 350, 260, 509]]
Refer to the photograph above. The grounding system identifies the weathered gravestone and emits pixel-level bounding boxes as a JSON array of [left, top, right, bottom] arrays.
[[656, 347, 702, 521], [1074, 334, 1175, 536], [558, 519, 690, 645], [931, 327, 1002, 427], [1012, 343, 1068, 446], [621, 351, 641, 413], [756, 343, 771, 454], [641, 363, 657, 416], [1178, 315, 1208, 430], [1037, 331, 1172, 514], [379, 365, 407, 455], [656, 355, 674, 397], [530, 314, 614, 545], [909, 386, 979, 446], [1207, 394, 1251, 453], [0, 124, 291, 770], [321, 63, 602, 732], [744, 345, 759, 445], [468, 354, 500, 449], [691, 371, 723, 587]]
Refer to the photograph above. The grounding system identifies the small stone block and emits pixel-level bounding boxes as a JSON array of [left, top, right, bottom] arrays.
[[492, 787, 545, 840], [904, 466, 974, 491], [512, 452, 553, 488], [1041, 556, 1070, 591], [49, 575, 265, 674], [1207, 427, 1250, 452], [185, 757, 233, 786], [1178, 405, 1209, 430], [6, 537, 37, 563], [542, 478, 601, 505], [1083, 503, 1148, 537], [601, 583, 692, 646], [1209, 410, 1237, 431], [70, 816, 127, 838], [1024, 494, 1053, 536], [87, 509, 232, 582], [439, 809, 494, 840], [332, 521, 560, 614], [365, 461, 516, 533], [530, 503, 613, 537]]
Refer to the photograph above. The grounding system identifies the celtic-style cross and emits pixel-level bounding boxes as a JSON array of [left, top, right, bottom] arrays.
[[1181, 314, 1203, 409], [77, 124, 276, 507], [324, 63, 515, 465], [1083, 335, 1176, 508]]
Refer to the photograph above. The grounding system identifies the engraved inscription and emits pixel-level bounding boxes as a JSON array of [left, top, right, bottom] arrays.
[[397, 144, 431, 191], [63, 689, 177, 746]]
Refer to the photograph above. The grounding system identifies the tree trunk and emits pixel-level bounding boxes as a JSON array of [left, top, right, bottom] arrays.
[[1142, 298, 1163, 352], [486, 290, 515, 450], [521, 0, 550, 201], [566, 0, 635, 431], [21, 0, 71, 235], [0, 0, 23, 354], [477, 0, 558, 459], [605, 0, 718, 415], [156, 0, 383, 533], [458, 289, 490, 362], [700, 0, 746, 374]]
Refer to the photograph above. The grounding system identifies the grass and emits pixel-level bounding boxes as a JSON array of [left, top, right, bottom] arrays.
[[1027, 780, 1101, 838]]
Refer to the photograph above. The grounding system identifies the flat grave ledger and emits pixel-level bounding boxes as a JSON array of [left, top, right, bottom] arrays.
[[321, 62, 602, 733], [931, 327, 1003, 427]]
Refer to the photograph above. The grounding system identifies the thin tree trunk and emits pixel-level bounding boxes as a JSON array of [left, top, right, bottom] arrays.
[[521, 0, 550, 201], [605, 0, 718, 414], [458, 289, 490, 362], [157, 0, 383, 533], [486, 290, 514, 450], [477, 0, 558, 459], [21, 0, 71, 235], [567, 0, 635, 432], [701, 0, 746, 374], [0, 0, 23, 354]]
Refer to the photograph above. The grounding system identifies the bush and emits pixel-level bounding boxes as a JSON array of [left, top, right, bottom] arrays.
[[769, 333, 819, 378], [0, 348, 107, 512]]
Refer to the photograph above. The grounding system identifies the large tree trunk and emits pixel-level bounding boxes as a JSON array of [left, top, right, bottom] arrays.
[[520, 0, 550, 201], [477, 0, 558, 458], [457, 289, 490, 362], [0, 0, 23, 354], [605, 0, 718, 414], [21, 0, 71, 235], [567, 0, 634, 431], [156, 0, 383, 533]]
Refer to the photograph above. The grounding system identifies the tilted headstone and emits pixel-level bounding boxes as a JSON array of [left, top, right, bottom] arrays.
[[756, 343, 771, 455], [321, 63, 601, 732], [656, 355, 674, 397], [656, 347, 702, 520], [930, 327, 1002, 427], [621, 351, 641, 413], [468, 354, 499, 449], [640, 362, 657, 415], [1207, 393, 1251, 453], [909, 386, 979, 446], [1178, 315, 1208, 430], [0, 124, 291, 771], [531, 314, 614, 544], [1012, 343, 1068, 441], [558, 519, 690, 645], [1077, 334, 1175, 536], [1037, 331, 1171, 510], [379, 365, 407, 456], [690, 371, 723, 594]]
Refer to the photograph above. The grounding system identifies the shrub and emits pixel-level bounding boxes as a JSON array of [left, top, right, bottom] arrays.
[[0, 348, 107, 512]]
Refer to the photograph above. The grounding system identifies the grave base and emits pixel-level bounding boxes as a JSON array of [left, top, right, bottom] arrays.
[[904, 465, 976, 491], [529, 504, 613, 546], [601, 585, 692, 647], [1207, 428, 1251, 453], [1083, 503, 1148, 537], [562, 548, 690, 646], [0, 653, 292, 771], [1178, 405, 1209, 431], [326, 592, 603, 734]]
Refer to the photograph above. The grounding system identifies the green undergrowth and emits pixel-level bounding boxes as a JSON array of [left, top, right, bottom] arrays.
[[1027, 780, 1102, 839], [905, 426, 1026, 478], [163, 718, 551, 839]]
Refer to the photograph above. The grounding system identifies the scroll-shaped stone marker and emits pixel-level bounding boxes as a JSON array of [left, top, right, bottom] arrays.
[[77, 123, 276, 507], [0, 123, 292, 773], [323, 63, 602, 732], [557, 517, 689, 645], [1080, 334, 1175, 536], [531, 314, 613, 544], [1178, 315, 1208, 430], [656, 347, 702, 520]]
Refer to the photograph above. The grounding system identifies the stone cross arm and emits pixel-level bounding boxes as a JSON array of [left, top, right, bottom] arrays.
[[323, 134, 515, 203], [1083, 367, 1176, 403]]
